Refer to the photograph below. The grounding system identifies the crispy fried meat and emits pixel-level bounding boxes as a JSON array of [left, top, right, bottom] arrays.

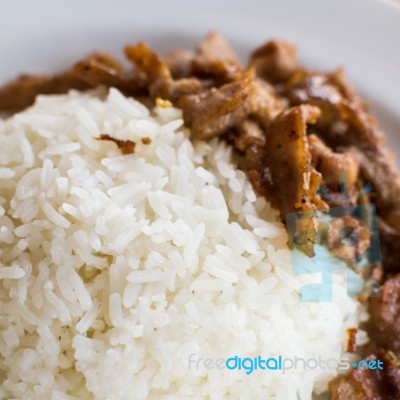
[[250, 39, 297, 83], [179, 69, 282, 139]]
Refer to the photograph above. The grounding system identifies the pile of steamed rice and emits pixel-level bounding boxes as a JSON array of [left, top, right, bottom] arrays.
[[0, 88, 368, 399]]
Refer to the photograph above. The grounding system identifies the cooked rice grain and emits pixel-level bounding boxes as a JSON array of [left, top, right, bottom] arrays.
[[0, 89, 365, 400]]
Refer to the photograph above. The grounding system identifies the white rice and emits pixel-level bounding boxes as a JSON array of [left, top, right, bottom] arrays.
[[0, 88, 367, 400]]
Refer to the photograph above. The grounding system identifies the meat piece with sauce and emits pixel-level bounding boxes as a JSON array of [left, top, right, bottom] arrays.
[[179, 69, 282, 139], [125, 42, 205, 101], [282, 68, 400, 272], [0, 52, 146, 114], [370, 275, 400, 352], [248, 105, 327, 256], [191, 31, 242, 83], [250, 39, 298, 83], [331, 276, 400, 399], [0, 73, 90, 114], [308, 134, 359, 190], [234, 119, 266, 152], [330, 352, 400, 400], [163, 50, 195, 79], [283, 69, 400, 216]]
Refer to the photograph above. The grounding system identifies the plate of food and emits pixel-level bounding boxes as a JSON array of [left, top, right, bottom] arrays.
[[1, 0, 400, 399]]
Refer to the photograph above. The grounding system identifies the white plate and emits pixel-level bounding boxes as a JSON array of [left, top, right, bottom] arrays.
[[1, 0, 399, 155]]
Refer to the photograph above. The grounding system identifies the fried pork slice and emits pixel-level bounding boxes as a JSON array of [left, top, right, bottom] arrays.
[[250, 39, 298, 83], [249, 105, 325, 217], [125, 42, 205, 101], [71, 52, 146, 93], [0, 73, 90, 113], [191, 31, 243, 83], [378, 219, 400, 273], [370, 275, 400, 352], [234, 119, 266, 152], [331, 276, 400, 400], [326, 68, 366, 107], [163, 50, 195, 79], [0, 52, 145, 113], [285, 68, 400, 272], [179, 69, 282, 140], [329, 354, 398, 400], [283, 69, 400, 223], [284, 69, 400, 271], [247, 105, 328, 256], [308, 134, 359, 190], [369, 277, 400, 392]]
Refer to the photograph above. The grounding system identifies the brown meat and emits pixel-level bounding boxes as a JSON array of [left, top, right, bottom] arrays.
[[192, 31, 242, 83], [329, 373, 370, 400], [329, 353, 398, 400], [72, 52, 146, 94], [250, 105, 325, 216], [125, 42, 205, 102], [370, 275, 400, 351], [330, 276, 400, 400], [378, 219, 400, 273], [163, 50, 194, 79], [234, 119, 266, 152], [284, 70, 384, 148], [247, 105, 328, 255], [385, 351, 400, 390], [284, 70, 400, 231], [0, 73, 90, 113], [327, 68, 366, 107], [250, 40, 298, 83], [344, 146, 400, 222], [196, 32, 241, 66], [0, 52, 145, 113], [308, 134, 359, 190], [330, 197, 400, 400], [179, 69, 282, 140], [80, 51, 123, 74]]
